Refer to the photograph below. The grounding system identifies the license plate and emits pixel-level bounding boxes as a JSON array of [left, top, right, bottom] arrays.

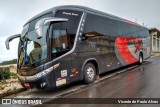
[[56, 79, 66, 86], [24, 83, 30, 88]]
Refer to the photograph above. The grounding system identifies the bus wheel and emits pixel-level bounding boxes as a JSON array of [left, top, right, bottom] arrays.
[[138, 53, 143, 65], [83, 63, 96, 84]]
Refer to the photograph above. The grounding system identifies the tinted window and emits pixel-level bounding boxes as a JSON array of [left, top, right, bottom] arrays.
[[127, 24, 137, 37], [117, 21, 129, 36], [51, 29, 70, 53], [55, 10, 83, 34], [84, 14, 118, 37], [137, 27, 149, 38], [54, 10, 83, 47]]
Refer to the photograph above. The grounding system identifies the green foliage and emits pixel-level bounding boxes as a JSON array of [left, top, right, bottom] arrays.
[[1, 70, 11, 79], [10, 72, 18, 79], [0, 59, 17, 65], [0, 70, 17, 80]]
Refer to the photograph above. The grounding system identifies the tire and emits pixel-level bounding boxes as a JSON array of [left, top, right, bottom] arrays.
[[83, 63, 96, 84], [138, 53, 143, 65]]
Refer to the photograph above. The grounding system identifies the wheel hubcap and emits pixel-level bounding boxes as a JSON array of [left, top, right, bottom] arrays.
[[86, 67, 94, 80]]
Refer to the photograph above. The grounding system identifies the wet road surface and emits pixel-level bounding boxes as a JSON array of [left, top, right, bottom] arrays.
[[37, 56, 160, 107], [2, 56, 160, 107]]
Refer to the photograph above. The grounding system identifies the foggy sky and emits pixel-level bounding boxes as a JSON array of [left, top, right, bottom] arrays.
[[0, 0, 160, 62]]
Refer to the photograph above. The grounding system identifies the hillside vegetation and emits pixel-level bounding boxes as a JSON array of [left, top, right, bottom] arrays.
[[0, 59, 17, 65]]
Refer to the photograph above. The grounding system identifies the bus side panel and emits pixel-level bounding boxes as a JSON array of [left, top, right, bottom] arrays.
[[52, 55, 72, 87], [82, 13, 124, 74], [82, 13, 150, 74]]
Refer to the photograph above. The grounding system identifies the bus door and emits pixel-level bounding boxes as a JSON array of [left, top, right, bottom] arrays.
[[51, 27, 72, 87], [54, 9, 83, 83]]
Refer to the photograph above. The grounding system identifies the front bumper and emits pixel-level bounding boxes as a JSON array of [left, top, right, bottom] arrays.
[[18, 66, 54, 82]]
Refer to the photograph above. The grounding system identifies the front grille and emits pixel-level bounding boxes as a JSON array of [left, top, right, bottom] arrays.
[[17, 68, 37, 76]]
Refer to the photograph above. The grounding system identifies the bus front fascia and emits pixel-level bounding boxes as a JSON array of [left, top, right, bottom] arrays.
[[5, 17, 68, 82]]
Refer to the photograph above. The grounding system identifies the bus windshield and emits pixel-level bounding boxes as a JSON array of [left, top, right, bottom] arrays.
[[18, 26, 48, 65]]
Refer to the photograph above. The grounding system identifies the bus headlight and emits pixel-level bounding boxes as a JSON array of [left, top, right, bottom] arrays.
[[36, 66, 53, 78]]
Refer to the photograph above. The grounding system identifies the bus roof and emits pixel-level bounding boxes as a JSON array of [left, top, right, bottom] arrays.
[[24, 5, 145, 28]]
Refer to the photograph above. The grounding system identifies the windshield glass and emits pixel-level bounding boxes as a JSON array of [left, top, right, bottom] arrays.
[[18, 26, 48, 65]]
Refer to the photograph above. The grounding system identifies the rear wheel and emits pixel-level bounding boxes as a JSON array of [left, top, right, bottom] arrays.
[[138, 53, 143, 65], [83, 63, 96, 84]]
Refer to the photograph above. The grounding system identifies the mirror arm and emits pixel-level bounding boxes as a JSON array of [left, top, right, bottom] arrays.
[[5, 34, 21, 50]]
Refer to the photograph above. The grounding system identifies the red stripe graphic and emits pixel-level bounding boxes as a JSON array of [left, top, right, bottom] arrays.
[[116, 37, 139, 64]]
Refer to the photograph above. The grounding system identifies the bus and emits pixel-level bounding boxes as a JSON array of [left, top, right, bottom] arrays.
[[5, 5, 150, 90]]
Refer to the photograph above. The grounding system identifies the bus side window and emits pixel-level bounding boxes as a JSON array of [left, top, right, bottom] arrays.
[[51, 29, 70, 53]]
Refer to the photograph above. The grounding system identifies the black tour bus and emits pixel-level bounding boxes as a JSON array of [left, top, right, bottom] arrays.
[[6, 5, 150, 90]]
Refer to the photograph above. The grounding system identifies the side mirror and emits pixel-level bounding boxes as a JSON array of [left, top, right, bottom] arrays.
[[5, 34, 20, 50], [35, 17, 68, 39]]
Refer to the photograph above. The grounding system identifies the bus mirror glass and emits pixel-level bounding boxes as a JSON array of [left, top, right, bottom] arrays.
[[36, 27, 43, 39], [35, 19, 44, 39], [5, 34, 21, 50]]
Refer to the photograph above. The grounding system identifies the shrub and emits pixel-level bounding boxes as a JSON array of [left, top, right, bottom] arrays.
[[0, 70, 18, 80], [10, 72, 18, 79], [1, 70, 11, 79]]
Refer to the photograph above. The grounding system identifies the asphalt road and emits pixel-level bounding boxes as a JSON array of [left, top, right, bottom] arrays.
[[2, 56, 160, 107], [62, 57, 160, 98], [38, 56, 160, 107]]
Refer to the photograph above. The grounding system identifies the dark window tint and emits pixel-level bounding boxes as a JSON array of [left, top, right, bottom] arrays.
[[55, 10, 82, 34], [127, 24, 137, 37], [137, 26, 149, 38], [51, 29, 70, 53], [116, 21, 138, 37], [84, 13, 149, 39], [117, 21, 129, 36], [53, 10, 83, 47], [84, 14, 118, 37]]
